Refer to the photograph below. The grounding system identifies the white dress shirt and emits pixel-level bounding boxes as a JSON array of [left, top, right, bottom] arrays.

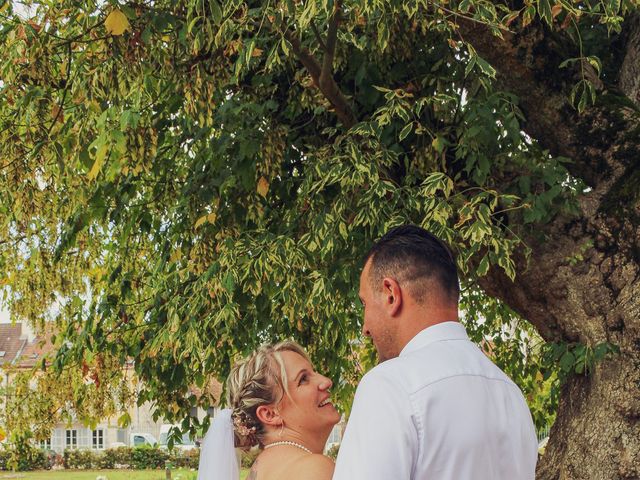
[[333, 321, 538, 480]]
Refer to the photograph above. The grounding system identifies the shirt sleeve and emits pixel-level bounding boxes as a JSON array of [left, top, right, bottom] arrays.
[[333, 368, 418, 480]]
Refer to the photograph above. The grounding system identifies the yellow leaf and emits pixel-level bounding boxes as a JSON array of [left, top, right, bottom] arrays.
[[432, 136, 445, 153], [169, 249, 183, 263], [0, 426, 5, 442], [251, 47, 264, 57], [257, 177, 269, 197], [51, 104, 64, 123], [105, 9, 130, 36], [88, 144, 108, 180], [195, 215, 208, 229], [195, 211, 217, 229]]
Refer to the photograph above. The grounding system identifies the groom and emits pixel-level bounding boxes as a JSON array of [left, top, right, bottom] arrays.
[[333, 225, 538, 479]]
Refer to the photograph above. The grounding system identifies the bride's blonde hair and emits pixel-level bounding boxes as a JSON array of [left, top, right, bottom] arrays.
[[227, 341, 310, 448]]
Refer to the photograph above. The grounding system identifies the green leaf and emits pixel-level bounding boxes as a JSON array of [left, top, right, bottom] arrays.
[[210, 1, 223, 24], [537, 0, 553, 24], [475, 56, 496, 78], [559, 350, 575, 372], [477, 254, 490, 276], [432, 135, 446, 153], [398, 123, 413, 141], [117, 412, 131, 428], [586, 56, 602, 75]]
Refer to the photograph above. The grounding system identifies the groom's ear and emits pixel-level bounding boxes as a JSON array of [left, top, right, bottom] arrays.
[[382, 277, 402, 317], [255, 405, 282, 427]]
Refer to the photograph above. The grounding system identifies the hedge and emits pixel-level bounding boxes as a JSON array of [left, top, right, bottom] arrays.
[[1, 445, 199, 471]]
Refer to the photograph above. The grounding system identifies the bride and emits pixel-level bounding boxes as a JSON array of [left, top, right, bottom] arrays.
[[198, 341, 341, 480]]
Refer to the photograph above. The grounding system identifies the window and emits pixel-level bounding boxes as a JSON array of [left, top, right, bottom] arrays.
[[117, 429, 126, 443], [133, 435, 146, 447], [92, 429, 104, 449], [65, 429, 78, 449], [39, 438, 51, 450]]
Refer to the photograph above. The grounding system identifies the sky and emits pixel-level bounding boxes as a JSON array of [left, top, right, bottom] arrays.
[[0, 306, 10, 324]]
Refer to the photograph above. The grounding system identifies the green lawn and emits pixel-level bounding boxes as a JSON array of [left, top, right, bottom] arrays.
[[0, 470, 250, 480]]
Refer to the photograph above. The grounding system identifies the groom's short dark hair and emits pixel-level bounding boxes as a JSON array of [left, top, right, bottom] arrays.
[[364, 225, 459, 304]]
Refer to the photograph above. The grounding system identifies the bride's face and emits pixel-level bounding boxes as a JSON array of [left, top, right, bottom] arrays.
[[276, 350, 341, 436]]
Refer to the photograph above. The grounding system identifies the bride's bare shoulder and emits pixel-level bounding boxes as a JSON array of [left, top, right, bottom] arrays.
[[290, 454, 335, 479]]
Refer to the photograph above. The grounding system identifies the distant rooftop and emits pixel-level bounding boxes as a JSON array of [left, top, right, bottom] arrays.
[[0, 323, 55, 368]]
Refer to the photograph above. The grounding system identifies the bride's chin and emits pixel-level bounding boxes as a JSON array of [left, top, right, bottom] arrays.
[[327, 409, 341, 426]]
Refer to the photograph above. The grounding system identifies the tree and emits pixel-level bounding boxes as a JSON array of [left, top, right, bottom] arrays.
[[0, 0, 637, 477]]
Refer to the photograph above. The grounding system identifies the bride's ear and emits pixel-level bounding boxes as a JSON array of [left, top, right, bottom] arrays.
[[255, 405, 282, 427]]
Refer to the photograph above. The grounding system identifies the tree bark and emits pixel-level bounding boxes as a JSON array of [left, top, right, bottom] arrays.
[[477, 198, 640, 477], [462, 18, 640, 479], [619, 14, 640, 106]]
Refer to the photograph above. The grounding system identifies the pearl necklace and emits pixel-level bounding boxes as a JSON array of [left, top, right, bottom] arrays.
[[264, 440, 312, 454]]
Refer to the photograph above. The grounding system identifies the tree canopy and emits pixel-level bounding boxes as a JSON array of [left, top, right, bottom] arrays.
[[1, 0, 638, 476]]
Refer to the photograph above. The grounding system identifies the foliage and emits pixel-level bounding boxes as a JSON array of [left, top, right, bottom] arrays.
[[0, 0, 634, 440], [540, 341, 620, 408], [0, 435, 52, 471]]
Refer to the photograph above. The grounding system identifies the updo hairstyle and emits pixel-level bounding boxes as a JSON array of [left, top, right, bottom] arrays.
[[226, 341, 310, 448]]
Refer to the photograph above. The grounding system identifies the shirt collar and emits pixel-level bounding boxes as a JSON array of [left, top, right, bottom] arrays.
[[399, 321, 469, 357]]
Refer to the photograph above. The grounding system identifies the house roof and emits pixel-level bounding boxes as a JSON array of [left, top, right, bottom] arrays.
[[17, 329, 55, 368], [0, 322, 56, 368], [0, 323, 27, 366], [189, 377, 223, 406]]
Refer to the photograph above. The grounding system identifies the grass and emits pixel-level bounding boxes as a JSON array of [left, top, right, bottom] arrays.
[[0, 470, 251, 480]]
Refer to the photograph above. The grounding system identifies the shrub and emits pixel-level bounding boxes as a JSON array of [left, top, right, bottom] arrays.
[[97, 447, 133, 469], [130, 445, 169, 469], [63, 448, 96, 469]]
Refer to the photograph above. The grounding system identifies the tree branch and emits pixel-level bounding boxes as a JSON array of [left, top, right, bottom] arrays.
[[320, 2, 340, 90], [283, 27, 356, 128], [310, 21, 327, 52], [277, 4, 357, 129]]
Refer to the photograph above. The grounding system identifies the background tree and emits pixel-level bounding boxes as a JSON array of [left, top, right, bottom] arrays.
[[0, 0, 637, 477]]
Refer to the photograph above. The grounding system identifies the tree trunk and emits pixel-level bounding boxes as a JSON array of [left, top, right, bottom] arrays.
[[478, 207, 640, 477], [539, 355, 640, 479], [461, 17, 640, 479]]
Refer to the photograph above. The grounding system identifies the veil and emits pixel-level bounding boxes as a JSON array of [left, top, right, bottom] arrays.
[[197, 408, 240, 480]]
